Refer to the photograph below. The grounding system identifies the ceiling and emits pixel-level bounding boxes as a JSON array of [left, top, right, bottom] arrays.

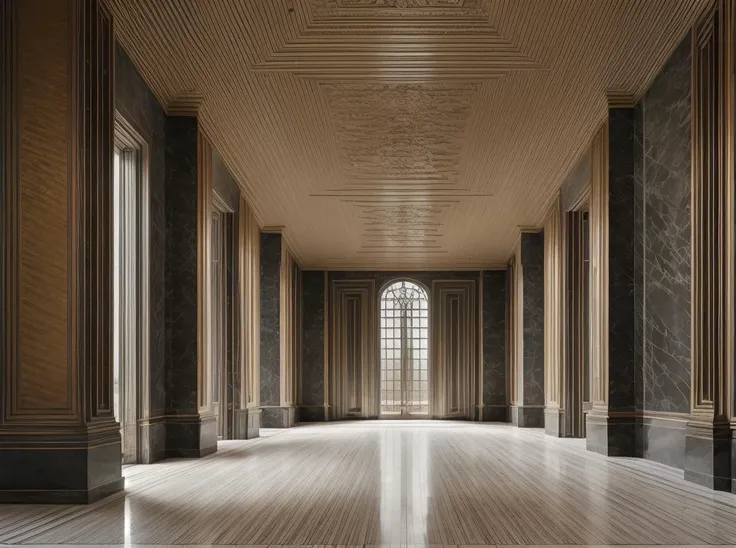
[[109, 0, 707, 270]]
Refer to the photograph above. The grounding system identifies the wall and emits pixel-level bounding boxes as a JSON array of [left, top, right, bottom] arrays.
[[300, 271, 507, 421], [115, 43, 167, 463], [640, 33, 692, 468]]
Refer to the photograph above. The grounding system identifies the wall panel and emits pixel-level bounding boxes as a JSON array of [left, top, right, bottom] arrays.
[[329, 280, 376, 419], [432, 280, 477, 419]]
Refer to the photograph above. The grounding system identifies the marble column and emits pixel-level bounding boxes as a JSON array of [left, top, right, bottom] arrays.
[[482, 270, 507, 421], [260, 232, 297, 427], [512, 231, 545, 427], [300, 271, 327, 422], [586, 104, 644, 457], [163, 116, 217, 457], [0, 0, 123, 502]]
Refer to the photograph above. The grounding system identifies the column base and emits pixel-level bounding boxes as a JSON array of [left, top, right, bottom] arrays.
[[299, 405, 328, 422], [164, 414, 217, 458], [684, 420, 732, 492], [0, 427, 124, 504], [234, 408, 261, 439], [139, 420, 167, 464], [586, 410, 641, 457], [545, 406, 566, 437], [261, 406, 297, 428], [510, 405, 544, 427], [480, 405, 508, 422]]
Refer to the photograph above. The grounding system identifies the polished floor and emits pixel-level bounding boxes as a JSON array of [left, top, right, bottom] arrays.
[[2, 421, 736, 547]]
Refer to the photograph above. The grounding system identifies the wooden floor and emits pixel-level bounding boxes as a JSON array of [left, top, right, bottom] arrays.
[[2, 421, 736, 547]]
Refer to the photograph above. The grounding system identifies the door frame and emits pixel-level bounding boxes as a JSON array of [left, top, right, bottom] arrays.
[[113, 112, 151, 464]]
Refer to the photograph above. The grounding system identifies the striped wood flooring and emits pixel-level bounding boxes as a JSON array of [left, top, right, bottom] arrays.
[[1, 421, 736, 547]]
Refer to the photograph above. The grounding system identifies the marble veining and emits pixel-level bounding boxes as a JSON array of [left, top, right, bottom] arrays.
[[300, 270, 325, 408], [641, 33, 692, 414], [483, 270, 506, 409], [520, 233, 544, 406], [260, 233, 282, 406], [3, 422, 736, 546]]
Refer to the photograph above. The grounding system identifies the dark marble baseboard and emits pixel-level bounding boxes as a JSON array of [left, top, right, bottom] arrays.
[[510, 406, 544, 428], [684, 422, 732, 492], [544, 407, 565, 437], [0, 430, 124, 504], [642, 415, 687, 469], [164, 414, 218, 458], [586, 412, 641, 457], [262, 406, 297, 428], [299, 405, 328, 422], [234, 409, 261, 439], [481, 405, 508, 422], [139, 422, 167, 464]]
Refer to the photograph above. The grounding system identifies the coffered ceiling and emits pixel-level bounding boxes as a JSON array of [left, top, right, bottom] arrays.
[[109, 0, 708, 269]]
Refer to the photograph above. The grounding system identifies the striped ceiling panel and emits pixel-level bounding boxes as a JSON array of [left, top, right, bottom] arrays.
[[109, 0, 707, 269]]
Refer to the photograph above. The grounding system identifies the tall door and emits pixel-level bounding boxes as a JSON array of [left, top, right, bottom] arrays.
[[431, 280, 477, 419], [211, 210, 226, 439], [379, 281, 430, 418], [329, 280, 377, 420]]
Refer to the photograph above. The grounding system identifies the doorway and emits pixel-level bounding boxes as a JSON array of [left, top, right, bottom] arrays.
[[379, 280, 430, 417], [565, 206, 591, 437], [112, 114, 149, 464], [211, 193, 235, 439]]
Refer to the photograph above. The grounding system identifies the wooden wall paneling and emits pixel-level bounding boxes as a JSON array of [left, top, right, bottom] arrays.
[[544, 197, 564, 435], [197, 131, 213, 414], [506, 245, 524, 410], [684, 1, 735, 492], [328, 280, 376, 419], [589, 124, 609, 412], [690, 1, 734, 424], [0, 0, 123, 502], [279, 242, 299, 408], [431, 280, 476, 419], [240, 198, 261, 411], [4, 0, 75, 422]]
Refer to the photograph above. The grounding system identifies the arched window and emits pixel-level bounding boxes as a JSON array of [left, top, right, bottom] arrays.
[[380, 280, 429, 417]]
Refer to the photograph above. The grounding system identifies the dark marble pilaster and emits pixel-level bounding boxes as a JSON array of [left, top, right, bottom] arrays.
[[515, 232, 544, 427], [260, 233, 282, 410], [115, 44, 168, 462], [300, 271, 325, 417], [164, 116, 216, 458], [642, 34, 691, 416], [482, 270, 507, 422], [587, 105, 642, 457]]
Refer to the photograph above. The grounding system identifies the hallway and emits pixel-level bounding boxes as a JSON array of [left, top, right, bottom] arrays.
[[2, 421, 736, 547]]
